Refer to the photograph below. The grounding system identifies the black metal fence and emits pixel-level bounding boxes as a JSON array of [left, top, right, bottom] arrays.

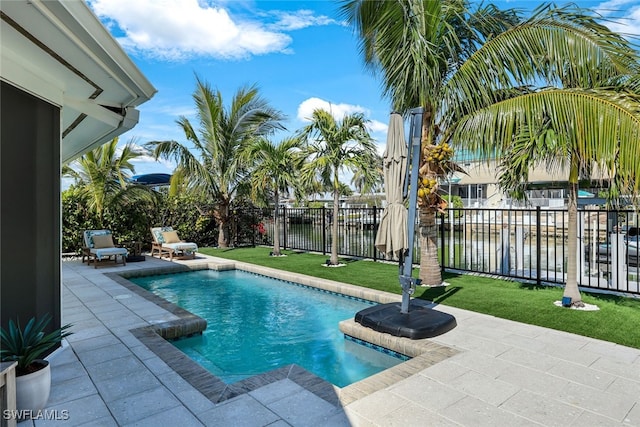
[[234, 207, 384, 260], [232, 206, 639, 295]]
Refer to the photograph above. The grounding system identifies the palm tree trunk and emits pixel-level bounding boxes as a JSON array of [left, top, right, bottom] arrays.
[[563, 180, 583, 306], [417, 107, 443, 286], [272, 191, 281, 256], [418, 208, 443, 286], [217, 220, 228, 247], [331, 189, 340, 265], [216, 201, 230, 248]]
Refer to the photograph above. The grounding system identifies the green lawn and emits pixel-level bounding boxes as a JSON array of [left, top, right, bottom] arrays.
[[200, 246, 640, 349]]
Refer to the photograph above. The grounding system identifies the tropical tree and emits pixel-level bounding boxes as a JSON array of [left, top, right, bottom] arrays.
[[62, 137, 154, 227], [299, 109, 378, 265], [351, 153, 384, 194], [147, 76, 284, 247], [340, 1, 640, 305], [244, 137, 304, 256], [294, 179, 327, 204], [341, 0, 518, 286], [449, 7, 640, 305]]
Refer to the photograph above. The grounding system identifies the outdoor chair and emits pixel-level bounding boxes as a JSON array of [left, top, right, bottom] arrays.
[[150, 227, 198, 260], [82, 230, 128, 268]]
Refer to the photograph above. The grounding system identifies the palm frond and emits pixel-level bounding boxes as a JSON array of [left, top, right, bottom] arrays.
[[454, 88, 640, 195], [443, 4, 640, 125]]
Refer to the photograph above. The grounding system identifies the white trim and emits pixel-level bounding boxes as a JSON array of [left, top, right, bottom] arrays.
[[0, 49, 64, 107], [28, 0, 156, 103], [1, 0, 156, 162], [64, 97, 123, 128]]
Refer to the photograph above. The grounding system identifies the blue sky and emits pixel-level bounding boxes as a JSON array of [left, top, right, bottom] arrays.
[[83, 0, 640, 180]]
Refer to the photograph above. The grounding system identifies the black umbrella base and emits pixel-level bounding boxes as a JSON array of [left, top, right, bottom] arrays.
[[355, 302, 456, 340]]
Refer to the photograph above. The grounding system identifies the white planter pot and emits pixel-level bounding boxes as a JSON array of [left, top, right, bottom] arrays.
[[16, 360, 51, 413]]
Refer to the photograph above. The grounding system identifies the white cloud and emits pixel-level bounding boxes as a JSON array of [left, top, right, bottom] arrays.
[[268, 10, 337, 31], [88, 0, 292, 60], [131, 155, 176, 172], [368, 119, 388, 134], [368, 119, 388, 156], [596, 0, 636, 9], [146, 103, 196, 118], [595, 0, 640, 36], [297, 97, 370, 122]]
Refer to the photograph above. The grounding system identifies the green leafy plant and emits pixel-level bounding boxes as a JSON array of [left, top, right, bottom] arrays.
[[0, 314, 72, 375]]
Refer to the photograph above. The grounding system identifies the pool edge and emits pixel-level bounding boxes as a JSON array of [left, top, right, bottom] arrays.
[[108, 259, 460, 408]]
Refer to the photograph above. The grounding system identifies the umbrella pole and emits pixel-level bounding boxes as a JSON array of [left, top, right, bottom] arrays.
[[399, 107, 424, 314]]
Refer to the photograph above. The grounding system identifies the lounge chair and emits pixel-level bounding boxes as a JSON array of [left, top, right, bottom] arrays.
[[82, 230, 128, 268], [150, 227, 198, 260]]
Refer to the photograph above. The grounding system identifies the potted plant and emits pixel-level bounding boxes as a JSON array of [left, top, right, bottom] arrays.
[[0, 314, 72, 413]]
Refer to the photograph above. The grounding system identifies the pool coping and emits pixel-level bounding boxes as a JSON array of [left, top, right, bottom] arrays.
[[108, 258, 459, 407]]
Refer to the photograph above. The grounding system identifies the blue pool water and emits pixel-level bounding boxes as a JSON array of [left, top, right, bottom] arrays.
[[130, 269, 405, 387]]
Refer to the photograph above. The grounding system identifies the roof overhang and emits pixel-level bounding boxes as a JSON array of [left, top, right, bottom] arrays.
[[0, 0, 156, 163]]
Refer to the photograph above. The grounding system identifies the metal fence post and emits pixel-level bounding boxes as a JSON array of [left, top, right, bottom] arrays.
[[322, 206, 327, 255], [440, 211, 446, 272], [283, 206, 287, 250], [536, 206, 542, 286], [373, 206, 378, 262]]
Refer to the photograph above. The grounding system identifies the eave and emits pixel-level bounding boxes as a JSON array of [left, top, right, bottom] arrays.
[[0, 0, 156, 163]]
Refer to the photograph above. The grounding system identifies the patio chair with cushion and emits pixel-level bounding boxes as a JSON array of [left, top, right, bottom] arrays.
[[82, 230, 128, 268], [150, 227, 198, 260]]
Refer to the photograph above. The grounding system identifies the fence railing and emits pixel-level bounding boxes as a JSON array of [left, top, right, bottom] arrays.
[[233, 206, 639, 295]]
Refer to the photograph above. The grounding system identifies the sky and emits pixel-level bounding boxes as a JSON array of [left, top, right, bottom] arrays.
[[80, 0, 640, 183]]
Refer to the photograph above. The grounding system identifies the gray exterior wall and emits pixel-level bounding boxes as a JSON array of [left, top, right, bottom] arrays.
[[1, 80, 61, 333]]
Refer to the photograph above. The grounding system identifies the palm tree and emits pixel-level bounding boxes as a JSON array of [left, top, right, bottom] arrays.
[[341, 0, 518, 286], [340, 1, 640, 302], [447, 5, 640, 306], [299, 109, 378, 265], [62, 137, 152, 227], [351, 153, 384, 194], [294, 179, 327, 204], [244, 137, 303, 256], [452, 73, 640, 307], [147, 76, 284, 247]]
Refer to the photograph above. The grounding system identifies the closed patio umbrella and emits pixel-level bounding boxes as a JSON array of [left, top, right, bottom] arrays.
[[375, 112, 408, 259], [357, 108, 456, 338]]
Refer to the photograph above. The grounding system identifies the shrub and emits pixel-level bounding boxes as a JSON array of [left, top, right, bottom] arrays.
[[61, 187, 98, 253]]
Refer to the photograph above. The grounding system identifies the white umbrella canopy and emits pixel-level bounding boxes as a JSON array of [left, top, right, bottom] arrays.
[[375, 113, 408, 259]]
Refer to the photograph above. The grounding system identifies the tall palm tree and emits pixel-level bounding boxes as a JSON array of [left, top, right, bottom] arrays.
[[340, 1, 640, 302], [147, 76, 284, 247], [62, 137, 152, 227], [244, 137, 303, 256], [299, 109, 378, 265], [449, 5, 640, 305], [341, 0, 518, 286]]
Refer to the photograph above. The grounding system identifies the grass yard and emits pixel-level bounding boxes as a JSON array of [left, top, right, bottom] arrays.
[[200, 246, 640, 349]]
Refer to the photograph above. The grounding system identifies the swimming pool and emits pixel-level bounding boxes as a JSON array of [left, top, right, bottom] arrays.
[[130, 269, 406, 387]]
